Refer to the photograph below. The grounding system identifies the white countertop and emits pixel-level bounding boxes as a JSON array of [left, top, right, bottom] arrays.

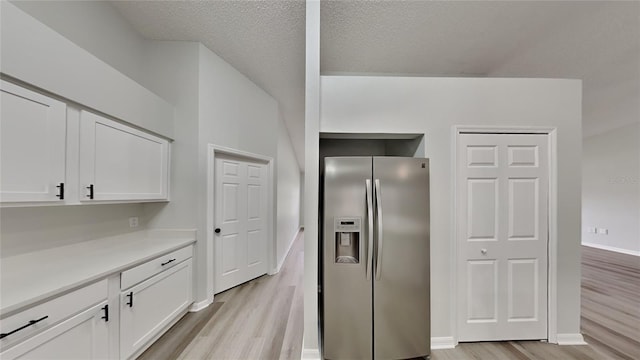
[[0, 229, 196, 317]]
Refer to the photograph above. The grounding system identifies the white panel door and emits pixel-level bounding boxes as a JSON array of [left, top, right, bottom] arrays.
[[457, 133, 548, 341], [0, 80, 66, 203], [215, 154, 268, 293], [79, 110, 169, 202], [1, 302, 109, 360]]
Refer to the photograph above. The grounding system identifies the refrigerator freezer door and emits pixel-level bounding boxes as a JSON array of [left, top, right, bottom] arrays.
[[323, 157, 373, 360], [373, 157, 430, 360]]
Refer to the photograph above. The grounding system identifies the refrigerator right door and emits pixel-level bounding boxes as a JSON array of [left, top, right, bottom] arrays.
[[373, 157, 430, 359]]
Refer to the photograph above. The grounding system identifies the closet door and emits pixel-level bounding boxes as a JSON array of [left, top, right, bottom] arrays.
[[0, 80, 66, 203], [457, 133, 549, 341], [79, 110, 169, 202], [214, 154, 268, 293]]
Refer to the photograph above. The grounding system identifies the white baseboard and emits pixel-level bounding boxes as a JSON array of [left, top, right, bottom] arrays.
[[582, 242, 640, 256], [431, 336, 456, 349], [275, 227, 303, 273], [301, 347, 321, 359], [557, 333, 587, 345], [189, 297, 213, 312]]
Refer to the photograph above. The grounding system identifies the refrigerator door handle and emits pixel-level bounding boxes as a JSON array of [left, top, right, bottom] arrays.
[[365, 179, 374, 280], [374, 179, 383, 280]]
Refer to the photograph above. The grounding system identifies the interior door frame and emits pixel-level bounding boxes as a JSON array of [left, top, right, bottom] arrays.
[[452, 125, 558, 345], [207, 144, 275, 299]]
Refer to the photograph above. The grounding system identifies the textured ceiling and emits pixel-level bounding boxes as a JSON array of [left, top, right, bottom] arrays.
[[113, 1, 639, 168], [111, 0, 307, 167], [321, 1, 639, 138], [485, 1, 640, 138], [321, 1, 579, 76]]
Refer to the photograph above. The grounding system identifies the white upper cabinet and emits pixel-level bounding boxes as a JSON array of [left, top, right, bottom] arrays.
[[0, 80, 67, 203], [0, 81, 171, 206], [79, 111, 170, 202]]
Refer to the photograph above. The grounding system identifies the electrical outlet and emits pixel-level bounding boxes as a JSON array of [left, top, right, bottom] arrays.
[[129, 217, 139, 228], [597, 228, 608, 235], [586, 227, 597, 234]]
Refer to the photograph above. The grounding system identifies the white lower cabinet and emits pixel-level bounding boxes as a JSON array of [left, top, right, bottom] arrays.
[[1, 302, 109, 360], [0, 277, 110, 360], [120, 258, 193, 360], [1, 248, 193, 360]]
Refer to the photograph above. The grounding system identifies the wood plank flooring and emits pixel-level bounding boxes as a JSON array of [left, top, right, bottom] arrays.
[[580, 246, 640, 360], [139, 230, 304, 360], [142, 234, 639, 359], [432, 246, 640, 360], [432, 340, 604, 360]]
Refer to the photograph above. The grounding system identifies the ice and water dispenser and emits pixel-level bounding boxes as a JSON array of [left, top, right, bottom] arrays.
[[333, 217, 361, 264]]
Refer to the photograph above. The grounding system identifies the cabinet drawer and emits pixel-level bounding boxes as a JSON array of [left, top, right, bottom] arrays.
[[121, 246, 193, 290], [0, 279, 108, 350], [120, 259, 193, 359], [1, 301, 109, 360]]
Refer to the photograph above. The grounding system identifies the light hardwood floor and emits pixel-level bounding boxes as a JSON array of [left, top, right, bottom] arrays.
[[142, 233, 638, 359], [139, 230, 304, 360], [431, 340, 604, 360], [580, 246, 640, 360]]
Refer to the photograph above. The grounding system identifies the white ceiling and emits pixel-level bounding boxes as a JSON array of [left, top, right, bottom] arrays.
[[111, 0, 307, 167], [321, 1, 578, 76], [113, 1, 639, 169]]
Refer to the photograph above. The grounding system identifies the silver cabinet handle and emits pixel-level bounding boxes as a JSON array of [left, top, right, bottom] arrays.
[[374, 179, 383, 281], [365, 179, 374, 280]]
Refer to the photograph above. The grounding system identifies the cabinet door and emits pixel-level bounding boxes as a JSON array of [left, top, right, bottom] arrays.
[[120, 259, 192, 360], [0, 80, 66, 203], [0, 302, 109, 360], [79, 110, 169, 202]]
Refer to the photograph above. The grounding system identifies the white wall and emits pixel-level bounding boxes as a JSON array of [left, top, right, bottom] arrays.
[[10, 0, 146, 85], [582, 123, 640, 255], [306, 75, 582, 345], [277, 117, 302, 269], [0, 1, 158, 259], [303, 1, 321, 353], [0, 204, 146, 258], [1, 2, 173, 138], [197, 44, 280, 301], [197, 45, 279, 158], [3, 2, 302, 308], [140, 41, 201, 231]]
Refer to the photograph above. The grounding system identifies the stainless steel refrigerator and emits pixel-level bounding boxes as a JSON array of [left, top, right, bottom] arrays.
[[322, 157, 430, 360]]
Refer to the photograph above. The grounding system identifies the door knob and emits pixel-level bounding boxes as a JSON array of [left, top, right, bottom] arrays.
[[481, 248, 487, 255], [214, 228, 221, 234]]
